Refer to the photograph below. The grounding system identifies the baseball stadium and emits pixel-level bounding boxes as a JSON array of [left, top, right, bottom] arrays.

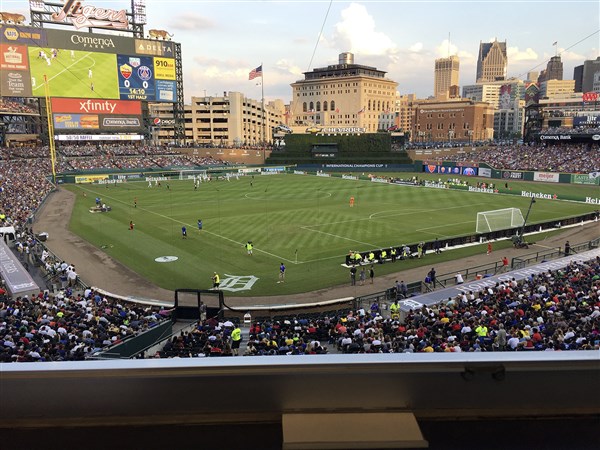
[[0, 1, 599, 449]]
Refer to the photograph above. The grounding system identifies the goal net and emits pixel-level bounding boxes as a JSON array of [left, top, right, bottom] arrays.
[[476, 208, 525, 234], [179, 169, 207, 180]]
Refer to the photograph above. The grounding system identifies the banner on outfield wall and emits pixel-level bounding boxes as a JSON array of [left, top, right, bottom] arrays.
[[533, 172, 560, 183], [502, 171, 524, 180], [423, 165, 478, 176], [75, 175, 109, 184], [571, 174, 600, 185], [478, 167, 492, 178]]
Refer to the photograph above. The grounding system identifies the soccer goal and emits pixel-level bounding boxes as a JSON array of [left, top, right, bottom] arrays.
[[179, 169, 207, 180], [476, 208, 525, 234]]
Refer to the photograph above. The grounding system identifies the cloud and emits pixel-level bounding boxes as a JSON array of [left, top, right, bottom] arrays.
[[409, 42, 423, 53], [507, 46, 538, 61], [275, 59, 304, 76], [331, 3, 397, 56], [434, 39, 475, 62], [168, 13, 215, 31]]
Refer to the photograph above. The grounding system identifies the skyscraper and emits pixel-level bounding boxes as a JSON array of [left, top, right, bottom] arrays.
[[581, 57, 600, 93], [476, 39, 507, 82], [542, 55, 563, 81], [434, 55, 460, 100]]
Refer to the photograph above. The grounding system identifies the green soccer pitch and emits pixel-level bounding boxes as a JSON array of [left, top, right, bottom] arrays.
[[66, 174, 599, 296], [29, 47, 119, 99]]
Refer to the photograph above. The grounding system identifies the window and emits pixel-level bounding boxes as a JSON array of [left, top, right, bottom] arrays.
[[323, 101, 328, 112], [316, 101, 321, 112], [309, 102, 314, 111], [303, 102, 307, 112], [331, 100, 335, 112]]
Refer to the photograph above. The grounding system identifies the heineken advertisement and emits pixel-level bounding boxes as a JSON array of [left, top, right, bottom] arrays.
[[571, 174, 600, 185]]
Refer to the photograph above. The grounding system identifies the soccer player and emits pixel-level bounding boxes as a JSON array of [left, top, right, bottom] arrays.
[[487, 241, 493, 255], [349, 196, 355, 207], [88, 68, 93, 79], [129, 221, 134, 231], [278, 262, 286, 283], [182, 226, 187, 239], [245, 241, 253, 255], [212, 272, 220, 289], [197, 219, 203, 230]]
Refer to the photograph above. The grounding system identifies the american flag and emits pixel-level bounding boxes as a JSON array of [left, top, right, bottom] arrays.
[[248, 65, 262, 80]]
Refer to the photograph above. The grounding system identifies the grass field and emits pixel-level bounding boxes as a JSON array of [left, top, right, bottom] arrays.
[[66, 173, 599, 296], [29, 47, 118, 99]]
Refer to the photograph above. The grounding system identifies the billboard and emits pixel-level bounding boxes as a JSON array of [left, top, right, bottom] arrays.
[[54, 113, 99, 129], [44, 28, 135, 54], [135, 39, 175, 57], [0, 43, 32, 97], [0, 25, 47, 46], [533, 172, 559, 183], [51, 98, 142, 115], [573, 116, 600, 127], [499, 84, 512, 110], [0, 25, 178, 103]]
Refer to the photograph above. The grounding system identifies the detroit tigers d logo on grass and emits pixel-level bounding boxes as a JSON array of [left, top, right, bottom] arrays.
[[219, 274, 259, 292]]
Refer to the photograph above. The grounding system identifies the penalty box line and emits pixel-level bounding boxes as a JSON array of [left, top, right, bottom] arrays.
[[78, 186, 298, 265]]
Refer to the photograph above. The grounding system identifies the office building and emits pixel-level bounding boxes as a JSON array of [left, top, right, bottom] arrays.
[[581, 57, 600, 93], [539, 79, 575, 98], [149, 92, 285, 146], [545, 55, 563, 81], [412, 99, 495, 143], [476, 39, 508, 82], [434, 55, 460, 100], [290, 52, 398, 133], [573, 65, 584, 92]]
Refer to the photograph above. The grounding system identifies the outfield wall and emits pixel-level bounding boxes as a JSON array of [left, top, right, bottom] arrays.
[[417, 160, 600, 186]]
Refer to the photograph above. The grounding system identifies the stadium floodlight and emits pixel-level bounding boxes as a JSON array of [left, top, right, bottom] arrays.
[[476, 207, 525, 234]]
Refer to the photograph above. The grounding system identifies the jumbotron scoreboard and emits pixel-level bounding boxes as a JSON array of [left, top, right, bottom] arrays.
[[0, 0, 184, 139]]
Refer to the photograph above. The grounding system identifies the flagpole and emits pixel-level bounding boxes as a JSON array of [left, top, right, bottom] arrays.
[[261, 62, 266, 163]]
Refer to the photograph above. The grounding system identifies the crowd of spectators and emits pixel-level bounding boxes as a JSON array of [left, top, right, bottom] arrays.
[[433, 143, 599, 173], [156, 257, 599, 358], [0, 287, 170, 362], [0, 99, 38, 115]]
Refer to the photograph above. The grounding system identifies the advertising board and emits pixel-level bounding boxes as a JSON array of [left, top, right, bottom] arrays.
[[153, 57, 176, 80], [134, 39, 175, 57], [1, 44, 29, 70], [573, 116, 600, 127], [0, 70, 32, 97], [533, 172, 560, 183], [54, 113, 99, 129], [478, 167, 492, 178], [571, 174, 600, 185], [51, 98, 142, 115], [44, 28, 135, 54], [0, 25, 47, 46]]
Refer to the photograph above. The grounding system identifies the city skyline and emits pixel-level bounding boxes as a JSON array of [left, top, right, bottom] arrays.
[[5, 0, 600, 102]]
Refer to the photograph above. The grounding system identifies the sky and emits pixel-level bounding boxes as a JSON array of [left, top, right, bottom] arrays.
[[6, 0, 600, 103]]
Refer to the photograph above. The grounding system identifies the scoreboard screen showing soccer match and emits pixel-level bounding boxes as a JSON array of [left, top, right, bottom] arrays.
[[0, 24, 177, 102]]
